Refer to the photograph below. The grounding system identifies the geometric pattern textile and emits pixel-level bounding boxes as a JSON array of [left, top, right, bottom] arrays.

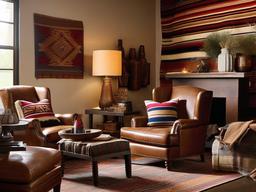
[[15, 99, 55, 119], [161, 0, 256, 78], [34, 13, 84, 78]]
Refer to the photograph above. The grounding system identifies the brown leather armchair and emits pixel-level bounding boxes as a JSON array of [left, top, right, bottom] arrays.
[[121, 85, 213, 170], [0, 85, 76, 147]]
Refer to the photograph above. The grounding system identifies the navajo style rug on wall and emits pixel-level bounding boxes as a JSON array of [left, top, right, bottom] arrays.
[[34, 13, 84, 78], [161, 0, 256, 82]]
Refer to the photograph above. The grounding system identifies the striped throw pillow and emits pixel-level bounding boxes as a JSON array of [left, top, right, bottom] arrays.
[[15, 99, 55, 119], [145, 99, 178, 126]]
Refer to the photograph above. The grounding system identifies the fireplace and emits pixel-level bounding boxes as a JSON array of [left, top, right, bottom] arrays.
[[165, 72, 252, 123], [210, 97, 226, 126]]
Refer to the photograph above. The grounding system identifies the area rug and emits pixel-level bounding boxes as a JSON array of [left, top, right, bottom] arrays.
[[61, 155, 241, 192]]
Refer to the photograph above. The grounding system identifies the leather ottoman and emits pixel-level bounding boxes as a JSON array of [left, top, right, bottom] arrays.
[[58, 137, 131, 186], [0, 146, 62, 192]]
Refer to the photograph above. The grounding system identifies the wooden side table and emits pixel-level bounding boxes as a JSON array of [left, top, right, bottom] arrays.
[[85, 108, 139, 136], [0, 120, 28, 153]]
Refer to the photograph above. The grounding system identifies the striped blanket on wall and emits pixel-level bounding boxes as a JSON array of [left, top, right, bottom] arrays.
[[161, 0, 256, 80]]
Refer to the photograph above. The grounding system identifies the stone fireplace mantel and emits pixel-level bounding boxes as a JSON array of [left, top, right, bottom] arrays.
[[166, 72, 255, 123]]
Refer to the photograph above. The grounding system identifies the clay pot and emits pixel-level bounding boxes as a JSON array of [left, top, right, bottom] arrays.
[[235, 54, 252, 72]]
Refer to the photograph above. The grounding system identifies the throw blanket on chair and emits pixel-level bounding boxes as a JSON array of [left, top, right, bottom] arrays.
[[222, 120, 255, 148], [212, 120, 256, 174]]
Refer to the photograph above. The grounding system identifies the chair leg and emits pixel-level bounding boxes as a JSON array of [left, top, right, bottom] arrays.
[[124, 154, 132, 178], [165, 160, 172, 171], [200, 154, 205, 162], [53, 183, 61, 192], [92, 160, 98, 186]]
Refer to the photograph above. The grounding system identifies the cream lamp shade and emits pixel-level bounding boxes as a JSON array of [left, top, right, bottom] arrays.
[[93, 50, 122, 76], [92, 50, 122, 109]]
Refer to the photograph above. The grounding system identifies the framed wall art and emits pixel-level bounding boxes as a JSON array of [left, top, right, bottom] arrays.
[[34, 13, 84, 79]]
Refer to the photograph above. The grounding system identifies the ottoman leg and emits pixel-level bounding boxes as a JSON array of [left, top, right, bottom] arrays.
[[165, 160, 172, 171], [53, 183, 61, 192], [92, 160, 98, 186], [124, 154, 132, 178]]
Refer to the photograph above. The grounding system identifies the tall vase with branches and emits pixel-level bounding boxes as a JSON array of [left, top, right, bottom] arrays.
[[203, 32, 234, 72]]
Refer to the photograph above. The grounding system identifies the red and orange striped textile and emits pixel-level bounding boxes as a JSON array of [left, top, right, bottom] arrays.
[[161, 0, 256, 79], [145, 99, 178, 126]]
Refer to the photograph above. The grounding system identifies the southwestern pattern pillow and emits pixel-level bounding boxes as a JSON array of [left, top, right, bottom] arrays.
[[15, 99, 55, 119], [145, 99, 178, 126], [15, 99, 61, 127]]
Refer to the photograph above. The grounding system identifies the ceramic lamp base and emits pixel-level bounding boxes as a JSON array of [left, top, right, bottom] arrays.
[[99, 77, 114, 109]]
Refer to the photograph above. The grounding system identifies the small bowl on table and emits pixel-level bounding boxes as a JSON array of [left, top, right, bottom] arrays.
[[58, 128, 102, 141]]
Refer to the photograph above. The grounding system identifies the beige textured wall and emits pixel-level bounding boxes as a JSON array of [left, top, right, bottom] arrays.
[[19, 0, 156, 127]]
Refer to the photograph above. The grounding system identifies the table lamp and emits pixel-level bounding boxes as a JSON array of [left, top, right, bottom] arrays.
[[93, 50, 122, 109]]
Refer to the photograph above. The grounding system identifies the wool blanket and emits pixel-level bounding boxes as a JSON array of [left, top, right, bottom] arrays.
[[160, 0, 256, 81], [222, 120, 255, 148]]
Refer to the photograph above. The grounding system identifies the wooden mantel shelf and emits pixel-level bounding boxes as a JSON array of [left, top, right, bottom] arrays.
[[165, 72, 256, 79]]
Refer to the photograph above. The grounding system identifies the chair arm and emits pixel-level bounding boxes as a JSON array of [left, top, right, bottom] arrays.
[[13, 118, 45, 146], [55, 113, 78, 125], [171, 119, 203, 134], [131, 116, 148, 127], [172, 119, 207, 157]]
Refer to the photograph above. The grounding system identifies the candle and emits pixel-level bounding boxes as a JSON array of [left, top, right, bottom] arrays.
[[181, 68, 189, 73]]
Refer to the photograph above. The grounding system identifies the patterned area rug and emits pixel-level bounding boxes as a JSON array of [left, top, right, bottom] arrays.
[[61, 155, 241, 192]]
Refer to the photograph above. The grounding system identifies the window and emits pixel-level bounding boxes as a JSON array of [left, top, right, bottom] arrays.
[[0, 0, 19, 88]]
